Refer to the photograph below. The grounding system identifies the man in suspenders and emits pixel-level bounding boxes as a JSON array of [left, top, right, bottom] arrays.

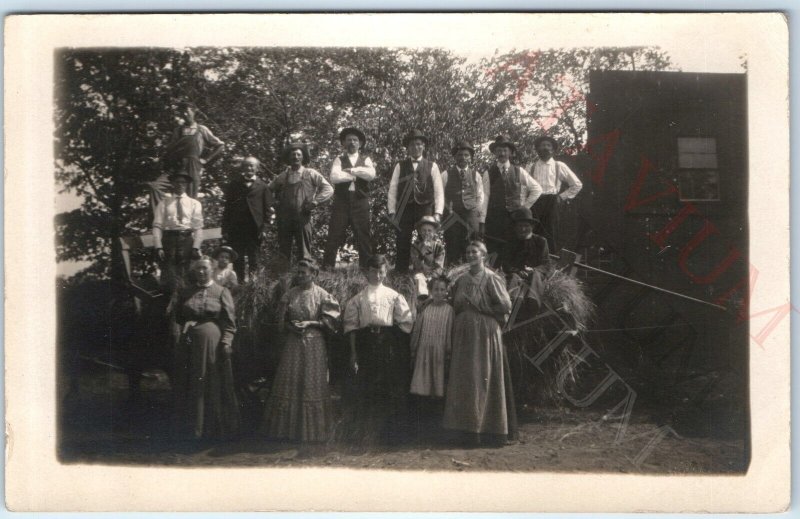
[[323, 127, 376, 269], [528, 135, 583, 252], [481, 135, 542, 258], [441, 140, 484, 265], [387, 129, 445, 273]]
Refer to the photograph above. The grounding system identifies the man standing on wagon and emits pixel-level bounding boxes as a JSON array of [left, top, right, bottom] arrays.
[[481, 135, 542, 258], [270, 142, 333, 267], [322, 127, 376, 269], [441, 140, 484, 265], [528, 135, 583, 252], [387, 129, 444, 273]]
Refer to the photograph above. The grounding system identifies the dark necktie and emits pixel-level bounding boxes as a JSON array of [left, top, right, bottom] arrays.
[[176, 196, 185, 222]]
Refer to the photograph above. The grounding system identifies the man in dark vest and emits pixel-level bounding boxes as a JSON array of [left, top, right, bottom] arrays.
[[322, 127, 376, 269], [481, 135, 542, 258], [441, 140, 484, 265], [222, 156, 275, 281], [528, 135, 583, 252], [388, 129, 444, 273]]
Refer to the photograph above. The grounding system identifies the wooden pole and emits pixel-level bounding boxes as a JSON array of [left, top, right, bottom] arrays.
[[553, 249, 728, 312]]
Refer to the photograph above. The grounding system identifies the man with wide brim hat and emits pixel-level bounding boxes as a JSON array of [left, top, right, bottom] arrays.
[[212, 244, 239, 263], [338, 127, 367, 148], [281, 141, 311, 165], [152, 165, 205, 291], [270, 141, 333, 268], [323, 127, 376, 269], [500, 206, 550, 318], [527, 134, 582, 252], [402, 129, 429, 148], [441, 139, 484, 265], [481, 134, 542, 256], [488, 134, 517, 154], [388, 129, 444, 272]]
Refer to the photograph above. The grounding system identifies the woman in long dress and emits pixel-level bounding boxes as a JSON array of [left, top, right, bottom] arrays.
[[261, 259, 340, 442], [173, 257, 240, 440], [442, 240, 518, 446]]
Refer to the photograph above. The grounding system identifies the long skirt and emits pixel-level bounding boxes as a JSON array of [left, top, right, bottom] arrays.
[[340, 327, 411, 445], [443, 309, 517, 437], [261, 330, 333, 442], [173, 322, 240, 440]]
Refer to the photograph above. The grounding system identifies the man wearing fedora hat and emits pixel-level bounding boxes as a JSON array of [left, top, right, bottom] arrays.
[[323, 127, 376, 269], [441, 140, 484, 265], [528, 135, 582, 252], [482, 135, 542, 257], [152, 167, 205, 290], [269, 142, 333, 267], [222, 156, 276, 281], [500, 207, 550, 314], [388, 129, 445, 273]]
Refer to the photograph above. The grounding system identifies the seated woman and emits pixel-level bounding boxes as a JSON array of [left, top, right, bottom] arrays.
[[261, 259, 340, 443], [172, 257, 240, 440], [443, 240, 518, 446], [342, 254, 414, 446]]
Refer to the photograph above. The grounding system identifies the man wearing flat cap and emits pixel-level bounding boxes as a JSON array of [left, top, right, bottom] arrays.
[[322, 127, 376, 269], [388, 129, 445, 273], [528, 135, 583, 252], [441, 140, 484, 265], [152, 166, 205, 290], [269, 142, 333, 267], [482, 135, 542, 257]]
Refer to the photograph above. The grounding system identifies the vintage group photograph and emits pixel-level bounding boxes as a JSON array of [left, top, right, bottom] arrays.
[[53, 35, 755, 476]]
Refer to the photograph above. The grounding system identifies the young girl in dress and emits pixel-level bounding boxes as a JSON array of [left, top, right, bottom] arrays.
[[212, 245, 239, 291], [409, 274, 454, 441], [410, 216, 445, 299]]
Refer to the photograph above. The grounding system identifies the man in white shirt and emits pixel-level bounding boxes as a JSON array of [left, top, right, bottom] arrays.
[[323, 127, 376, 269], [441, 140, 485, 265], [152, 170, 204, 290], [387, 129, 445, 273], [482, 135, 542, 257], [528, 136, 583, 252]]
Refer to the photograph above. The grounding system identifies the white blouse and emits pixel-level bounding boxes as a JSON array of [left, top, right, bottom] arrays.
[[343, 283, 414, 334]]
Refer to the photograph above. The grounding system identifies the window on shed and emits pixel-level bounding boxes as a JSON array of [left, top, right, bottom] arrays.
[[677, 137, 720, 201]]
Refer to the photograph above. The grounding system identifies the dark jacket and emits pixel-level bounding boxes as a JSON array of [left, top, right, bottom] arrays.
[[222, 177, 275, 238], [500, 233, 550, 274]]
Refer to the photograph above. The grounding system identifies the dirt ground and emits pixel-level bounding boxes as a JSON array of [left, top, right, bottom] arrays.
[[59, 370, 748, 474]]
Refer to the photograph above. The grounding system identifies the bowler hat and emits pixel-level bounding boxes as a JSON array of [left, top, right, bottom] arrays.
[[489, 135, 517, 154], [415, 215, 440, 231], [451, 139, 475, 157], [168, 172, 193, 183], [213, 245, 239, 262], [403, 129, 429, 148], [511, 207, 536, 224], [339, 127, 366, 147], [534, 135, 559, 151], [282, 142, 310, 165]]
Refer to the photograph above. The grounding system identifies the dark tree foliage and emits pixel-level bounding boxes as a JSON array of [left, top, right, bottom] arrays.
[[56, 46, 672, 279]]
